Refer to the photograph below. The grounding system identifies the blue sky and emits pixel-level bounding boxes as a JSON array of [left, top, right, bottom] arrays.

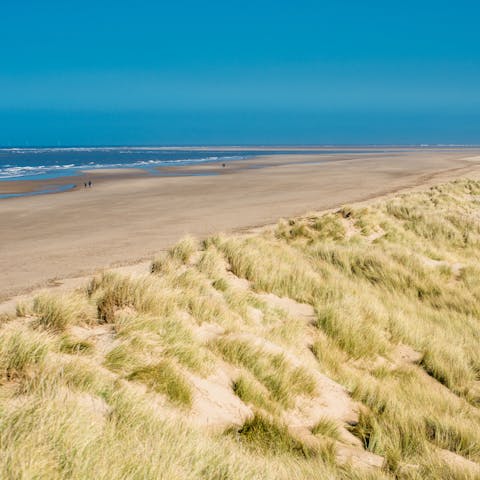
[[1, 0, 479, 145]]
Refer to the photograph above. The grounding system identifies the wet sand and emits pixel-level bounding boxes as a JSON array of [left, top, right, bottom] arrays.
[[1, 148, 480, 301], [0, 168, 148, 195]]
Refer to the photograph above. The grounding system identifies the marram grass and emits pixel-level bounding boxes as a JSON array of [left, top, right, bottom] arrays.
[[0, 179, 480, 479]]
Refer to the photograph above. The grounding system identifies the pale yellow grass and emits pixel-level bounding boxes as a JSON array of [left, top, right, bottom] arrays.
[[0, 179, 479, 479]]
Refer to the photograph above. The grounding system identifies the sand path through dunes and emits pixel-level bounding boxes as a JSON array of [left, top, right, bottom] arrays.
[[1, 148, 480, 301]]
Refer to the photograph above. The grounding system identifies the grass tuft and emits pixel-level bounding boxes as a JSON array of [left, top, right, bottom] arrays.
[[232, 374, 279, 413], [213, 337, 316, 407], [228, 412, 318, 458], [32, 293, 94, 331], [0, 324, 51, 381], [311, 417, 341, 440], [128, 359, 193, 407], [168, 235, 198, 263]]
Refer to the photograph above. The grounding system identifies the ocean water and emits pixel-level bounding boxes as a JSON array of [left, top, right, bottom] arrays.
[[0, 147, 380, 182]]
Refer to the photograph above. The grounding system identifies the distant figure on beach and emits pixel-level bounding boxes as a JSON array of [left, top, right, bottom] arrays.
[[222, 163, 226, 168], [88, 180, 92, 188], [84, 182, 87, 188]]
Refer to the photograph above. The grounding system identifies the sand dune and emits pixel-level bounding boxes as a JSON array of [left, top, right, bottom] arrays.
[[1, 179, 480, 478]]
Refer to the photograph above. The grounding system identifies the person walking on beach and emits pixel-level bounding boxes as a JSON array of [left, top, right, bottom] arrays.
[[88, 180, 92, 188], [84, 182, 87, 189]]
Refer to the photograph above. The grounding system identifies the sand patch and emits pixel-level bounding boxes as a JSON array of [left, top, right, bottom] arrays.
[[438, 448, 480, 475], [257, 292, 316, 323], [81, 168, 148, 175], [421, 256, 463, 277], [188, 367, 252, 429], [336, 443, 385, 469], [70, 324, 118, 361]]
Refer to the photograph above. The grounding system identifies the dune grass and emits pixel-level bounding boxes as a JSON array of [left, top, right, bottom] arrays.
[[228, 412, 319, 458], [0, 179, 480, 478], [311, 417, 341, 440], [0, 323, 51, 381], [212, 336, 317, 407], [32, 292, 95, 331], [232, 374, 280, 413], [128, 359, 193, 407]]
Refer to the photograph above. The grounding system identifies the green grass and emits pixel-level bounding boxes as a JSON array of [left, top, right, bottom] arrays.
[[212, 337, 316, 407], [128, 359, 193, 407], [311, 417, 341, 440], [59, 335, 94, 354], [232, 374, 279, 413], [228, 412, 318, 458]]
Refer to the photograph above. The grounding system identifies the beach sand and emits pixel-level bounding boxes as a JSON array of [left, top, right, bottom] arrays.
[[1, 148, 480, 301], [0, 168, 148, 195]]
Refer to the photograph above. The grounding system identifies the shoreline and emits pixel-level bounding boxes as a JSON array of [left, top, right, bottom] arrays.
[[0, 150, 394, 197], [1, 146, 479, 197], [1, 148, 480, 303], [0, 168, 150, 195]]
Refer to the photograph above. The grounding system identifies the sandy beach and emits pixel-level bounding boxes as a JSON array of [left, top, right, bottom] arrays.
[[1, 148, 480, 301]]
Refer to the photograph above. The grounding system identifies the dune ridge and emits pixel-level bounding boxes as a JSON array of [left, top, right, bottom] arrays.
[[1, 179, 480, 478]]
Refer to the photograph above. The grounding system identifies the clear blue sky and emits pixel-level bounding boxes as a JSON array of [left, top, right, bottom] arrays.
[[1, 0, 479, 145]]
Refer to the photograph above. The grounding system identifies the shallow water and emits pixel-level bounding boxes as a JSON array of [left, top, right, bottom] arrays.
[[0, 183, 76, 199]]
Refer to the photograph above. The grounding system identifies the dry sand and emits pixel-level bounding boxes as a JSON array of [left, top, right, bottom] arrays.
[[1, 148, 480, 301]]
